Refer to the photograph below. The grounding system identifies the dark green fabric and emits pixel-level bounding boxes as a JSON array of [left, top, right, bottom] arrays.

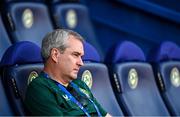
[[24, 74, 107, 116]]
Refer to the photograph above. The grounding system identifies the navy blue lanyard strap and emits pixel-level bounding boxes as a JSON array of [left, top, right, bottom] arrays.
[[56, 83, 91, 117], [41, 72, 102, 117], [70, 82, 102, 117]]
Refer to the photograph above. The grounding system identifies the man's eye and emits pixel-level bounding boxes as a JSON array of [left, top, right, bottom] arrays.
[[73, 53, 79, 57]]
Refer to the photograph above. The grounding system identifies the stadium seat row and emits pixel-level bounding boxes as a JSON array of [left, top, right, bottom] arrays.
[[0, 40, 180, 116], [0, 0, 101, 60], [0, 0, 180, 116]]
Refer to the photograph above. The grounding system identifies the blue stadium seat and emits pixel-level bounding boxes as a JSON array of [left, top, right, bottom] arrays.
[[0, 41, 43, 115], [105, 41, 170, 116], [0, 13, 12, 60], [148, 41, 180, 116], [77, 41, 123, 116], [49, 1, 103, 57], [2, 1, 53, 46], [0, 76, 14, 116]]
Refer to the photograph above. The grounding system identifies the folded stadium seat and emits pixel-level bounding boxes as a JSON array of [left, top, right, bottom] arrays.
[[0, 12, 12, 60], [48, 0, 103, 58], [77, 41, 123, 116], [105, 41, 170, 116], [1, 0, 53, 46], [0, 76, 14, 116], [0, 41, 43, 115], [148, 41, 180, 116]]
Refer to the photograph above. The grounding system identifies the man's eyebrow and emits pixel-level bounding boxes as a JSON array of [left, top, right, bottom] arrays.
[[72, 51, 83, 56]]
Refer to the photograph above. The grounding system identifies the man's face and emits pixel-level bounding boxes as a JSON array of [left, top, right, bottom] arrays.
[[57, 36, 84, 81]]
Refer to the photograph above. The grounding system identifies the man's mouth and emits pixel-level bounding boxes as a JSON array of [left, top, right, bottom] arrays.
[[73, 69, 79, 72]]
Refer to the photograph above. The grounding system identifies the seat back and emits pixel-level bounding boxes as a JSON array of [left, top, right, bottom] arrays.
[[3, 1, 53, 46], [77, 42, 123, 116], [50, 2, 102, 57], [105, 41, 170, 116], [148, 41, 180, 115], [0, 13, 12, 60], [0, 41, 43, 115], [0, 76, 14, 116]]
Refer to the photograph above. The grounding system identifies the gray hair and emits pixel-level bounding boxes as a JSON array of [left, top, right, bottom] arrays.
[[41, 29, 84, 62]]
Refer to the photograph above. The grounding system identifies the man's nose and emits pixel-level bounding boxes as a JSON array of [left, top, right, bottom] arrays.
[[78, 57, 84, 66]]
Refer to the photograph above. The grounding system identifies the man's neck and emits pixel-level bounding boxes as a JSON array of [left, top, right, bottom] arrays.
[[43, 68, 69, 87]]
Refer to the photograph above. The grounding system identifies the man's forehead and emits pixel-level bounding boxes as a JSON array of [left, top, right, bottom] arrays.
[[69, 46, 84, 54], [65, 43, 84, 55]]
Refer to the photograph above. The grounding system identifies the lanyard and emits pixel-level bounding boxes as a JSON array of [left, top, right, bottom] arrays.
[[70, 82, 102, 117], [41, 72, 102, 117]]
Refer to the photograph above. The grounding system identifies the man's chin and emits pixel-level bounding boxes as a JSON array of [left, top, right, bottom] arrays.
[[71, 74, 78, 80]]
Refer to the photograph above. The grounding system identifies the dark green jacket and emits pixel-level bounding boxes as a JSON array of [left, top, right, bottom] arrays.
[[24, 73, 107, 116]]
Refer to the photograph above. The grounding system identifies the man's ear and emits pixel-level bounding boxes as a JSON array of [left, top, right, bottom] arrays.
[[50, 48, 60, 63]]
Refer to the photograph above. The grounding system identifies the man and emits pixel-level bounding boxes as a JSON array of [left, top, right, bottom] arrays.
[[24, 29, 111, 116]]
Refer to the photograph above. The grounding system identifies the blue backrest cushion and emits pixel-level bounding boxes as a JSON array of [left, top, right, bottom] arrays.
[[106, 41, 146, 63], [0, 41, 42, 67], [149, 41, 180, 62]]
